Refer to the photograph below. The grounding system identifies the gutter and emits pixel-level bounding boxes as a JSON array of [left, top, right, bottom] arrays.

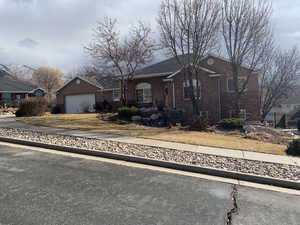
[[0, 137, 299, 191], [172, 81, 176, 109]]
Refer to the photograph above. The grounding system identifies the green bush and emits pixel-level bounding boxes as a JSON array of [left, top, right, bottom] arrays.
[[15, 98, 48, 117], [217, 118, 245, 130], [118, 107, 140, 120], [286, 139, 300, 156], [297, 120, 300, 131], [188, 116, 209, 131]]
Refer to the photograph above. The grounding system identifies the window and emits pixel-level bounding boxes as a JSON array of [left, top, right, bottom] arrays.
[[2, 93, 11, 100], [227, 77, 247, 92], [136, 83, 152, 104], [16, 95, 21, 100], [34, 89, 44, 97], [183, 79, 201, 100], [112, 89, 121, 101], [294, 105, 300, 110]]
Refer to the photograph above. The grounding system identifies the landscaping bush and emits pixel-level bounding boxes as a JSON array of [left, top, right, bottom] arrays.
[[15, 98, 48, 117], [297, 120, 300, 131], [118, 107, 140, 120], [51, 105, 61, 114], [217, 118, 245, 130], [286, 139, 300, 156], [188, 115, 209, 131], [94, 100, 113, 113]]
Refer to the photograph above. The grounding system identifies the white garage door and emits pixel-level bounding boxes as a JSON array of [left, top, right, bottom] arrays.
[[65, 94, 95, 114]]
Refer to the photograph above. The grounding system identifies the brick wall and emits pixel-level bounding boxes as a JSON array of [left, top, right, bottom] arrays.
[[56, 78, 101, 113]]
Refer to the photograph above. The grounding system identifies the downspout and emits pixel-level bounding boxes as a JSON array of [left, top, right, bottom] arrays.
[[218, 78, 221, 120], [172, 81, 176, 109]]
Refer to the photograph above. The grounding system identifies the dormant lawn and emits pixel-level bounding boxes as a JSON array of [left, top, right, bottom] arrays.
[[18, 113, 286, 155]]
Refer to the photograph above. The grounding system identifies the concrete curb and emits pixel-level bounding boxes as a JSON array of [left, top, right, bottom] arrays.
[[0, 136, 299, 191]]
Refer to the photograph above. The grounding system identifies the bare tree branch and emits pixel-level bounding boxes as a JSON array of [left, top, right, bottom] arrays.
[[260, 46, 300, 120], [158, 0, 220, 114], [221, 0, 273, 116], [86, 17, 155, 105]]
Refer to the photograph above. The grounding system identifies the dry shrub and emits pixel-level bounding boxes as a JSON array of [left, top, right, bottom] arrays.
[[188, 116, 209, 131], [15, 98, 48, 117]]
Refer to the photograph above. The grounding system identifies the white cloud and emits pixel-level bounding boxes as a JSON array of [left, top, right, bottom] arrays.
[[0, 0, 299, 74]]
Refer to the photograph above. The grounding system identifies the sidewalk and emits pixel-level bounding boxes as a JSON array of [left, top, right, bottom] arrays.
[[1, 116, 299, 167], [58, 129, 300, 167]]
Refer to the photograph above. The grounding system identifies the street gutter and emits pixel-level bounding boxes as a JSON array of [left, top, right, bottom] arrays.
[[0, 136, 299, 191]]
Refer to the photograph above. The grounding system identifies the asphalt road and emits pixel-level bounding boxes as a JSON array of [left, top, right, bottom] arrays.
[[0, 143, 300, 225]]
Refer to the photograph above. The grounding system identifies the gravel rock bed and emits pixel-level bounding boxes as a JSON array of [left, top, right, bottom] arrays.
[[0, 127, 299, 181]]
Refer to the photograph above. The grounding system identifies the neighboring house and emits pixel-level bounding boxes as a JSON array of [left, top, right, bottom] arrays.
[[0, 68, 45, 103], [56, 54, 261, 122], [265, 88, 300, 125]]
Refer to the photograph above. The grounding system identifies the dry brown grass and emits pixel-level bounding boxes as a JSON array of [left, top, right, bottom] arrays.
[[18, 113, 287, 155]]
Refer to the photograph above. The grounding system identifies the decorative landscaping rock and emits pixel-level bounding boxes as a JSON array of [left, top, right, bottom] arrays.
[[131, 115, 142, 123], [0, 127, 299, 182], [243, 125, 257, 133], [150, 113, 160, 121], [140, 107, 158, 117]]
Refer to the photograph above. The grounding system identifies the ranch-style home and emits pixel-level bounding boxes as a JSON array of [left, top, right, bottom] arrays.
[[56, 54, 261, 123], [0, 68, 45, 103]]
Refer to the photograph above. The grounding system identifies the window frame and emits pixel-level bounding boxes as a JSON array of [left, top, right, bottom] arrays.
[[112, 89, 121, 102], [135, 83, 152, 104], [183, 79, 201, 101], [227, 77, 248, 93]]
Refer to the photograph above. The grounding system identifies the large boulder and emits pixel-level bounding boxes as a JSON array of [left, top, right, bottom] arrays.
[[243, 125, 284, 136]]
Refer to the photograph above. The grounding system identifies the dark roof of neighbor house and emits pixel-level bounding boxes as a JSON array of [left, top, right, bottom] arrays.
[[135, 56, 185, 76], [0, 74, 39, 92]]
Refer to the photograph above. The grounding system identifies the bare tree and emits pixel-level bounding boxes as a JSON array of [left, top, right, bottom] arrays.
[[221, 0, 273, 117], [86, 17, 155, 105], [260, 46, 300, 120], [158, 0, 220, 114]]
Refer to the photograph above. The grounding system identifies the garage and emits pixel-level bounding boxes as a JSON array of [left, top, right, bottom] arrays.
[[65, 94, 95, 114]]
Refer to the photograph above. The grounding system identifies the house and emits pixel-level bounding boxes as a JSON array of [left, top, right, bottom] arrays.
[[56, 54, 261, 122], [265, 87, 300, 126], [0, 67, 45, 103]]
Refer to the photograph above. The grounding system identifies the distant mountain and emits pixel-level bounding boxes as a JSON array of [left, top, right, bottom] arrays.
[[1, 64, 35, 81], [17, 38, 39, 49]]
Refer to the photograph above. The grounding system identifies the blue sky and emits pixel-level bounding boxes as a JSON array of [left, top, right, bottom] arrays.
[[0, 0, 299, 73]]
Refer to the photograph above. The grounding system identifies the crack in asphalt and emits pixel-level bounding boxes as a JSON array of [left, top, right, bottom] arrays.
[[225, 184, 239, 225]]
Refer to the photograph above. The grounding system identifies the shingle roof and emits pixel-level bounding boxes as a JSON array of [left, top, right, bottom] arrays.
[[0, 75, 38, 92], [135, 56, 185, 76], [95, 76, 119, 90]]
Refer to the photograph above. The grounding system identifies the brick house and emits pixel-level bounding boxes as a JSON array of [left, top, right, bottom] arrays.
[[56, 54, 261, 122], [0, 68, 45, 103]]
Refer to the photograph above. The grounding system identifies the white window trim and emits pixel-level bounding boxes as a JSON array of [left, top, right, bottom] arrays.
[[183, 79, 201, 101], [112, 89, 121, 102], [136, 83, 152, 104], [227, 77, 248, 93]]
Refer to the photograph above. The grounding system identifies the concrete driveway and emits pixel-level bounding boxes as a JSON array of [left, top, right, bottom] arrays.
[[0, 143, 300, 225]]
